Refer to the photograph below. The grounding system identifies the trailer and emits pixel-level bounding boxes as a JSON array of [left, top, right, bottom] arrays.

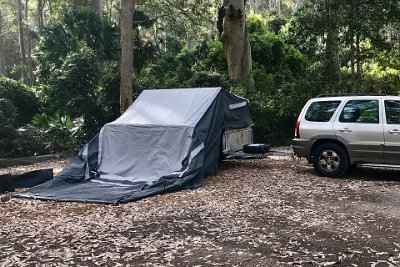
[[221, 126, 293, 160]]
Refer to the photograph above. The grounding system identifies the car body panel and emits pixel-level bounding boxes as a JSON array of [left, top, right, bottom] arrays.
[[333, 99, 385, 163]]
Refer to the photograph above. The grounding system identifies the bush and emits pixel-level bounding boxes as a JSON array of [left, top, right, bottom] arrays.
[[31, 113, 84, 152], [0, 79, 43, 157], [43, 46, 103, 141], [0, 77, 38, 126]]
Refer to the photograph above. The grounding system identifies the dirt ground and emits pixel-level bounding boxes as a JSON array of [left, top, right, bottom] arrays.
[[1, 156, 399, 266]]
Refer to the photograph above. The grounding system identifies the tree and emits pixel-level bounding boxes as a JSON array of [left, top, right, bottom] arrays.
[[119, 0, 135, 114], [217, 0, 253, 88], [16, 0, 26, 82], [0, 10, 5, 76], [324, 0, 342, 92]]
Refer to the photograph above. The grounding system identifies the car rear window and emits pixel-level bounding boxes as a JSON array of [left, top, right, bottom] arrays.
[[305, 101, 341, 122]]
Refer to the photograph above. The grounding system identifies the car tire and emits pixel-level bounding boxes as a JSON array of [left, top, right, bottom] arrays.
[[243, 144, 270, 154], [312, 143, 349, 177]]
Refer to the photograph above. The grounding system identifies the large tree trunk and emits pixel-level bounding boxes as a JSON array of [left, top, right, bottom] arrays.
[[218, 0, 253, 89], [325, 25, 341, 92], [119, 0, 135, 114], [324, 0, 341, 92], [16, 0, 26, 82]]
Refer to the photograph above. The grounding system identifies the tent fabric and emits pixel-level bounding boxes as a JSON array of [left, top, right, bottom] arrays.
[[18, 88, 253, 204]]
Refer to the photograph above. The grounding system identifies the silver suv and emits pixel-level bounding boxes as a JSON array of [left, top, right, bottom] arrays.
[[292, 94, 400, 177]]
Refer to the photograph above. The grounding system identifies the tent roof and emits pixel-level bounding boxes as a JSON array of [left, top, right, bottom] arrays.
[[112, 88, 222, 127]]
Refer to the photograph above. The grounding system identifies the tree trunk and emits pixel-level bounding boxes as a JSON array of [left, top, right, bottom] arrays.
[[355, 31, 361, 92], [92, 0, 103, 17], [37, 0, 44, 26], [119, 0, 135, 114], [16, 0, 26, 82], [250, 0, 255, 13], [0, 11, 5, 76], [350, 31, 356, 89], [25, 0, 33, 85], [325, 25, 341, 92], [48, 0, 53, 21], [218, 0, 253, 89], [324, 0, 341, 92]]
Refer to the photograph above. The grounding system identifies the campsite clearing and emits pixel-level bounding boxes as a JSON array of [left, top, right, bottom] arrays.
[[1, 156, 400, 266]]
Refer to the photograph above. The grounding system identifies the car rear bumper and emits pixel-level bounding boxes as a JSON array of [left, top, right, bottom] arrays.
[[292, 139, 312, 159]]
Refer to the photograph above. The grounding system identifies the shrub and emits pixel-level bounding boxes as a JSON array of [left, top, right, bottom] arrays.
[[0, 77, 38, 126]]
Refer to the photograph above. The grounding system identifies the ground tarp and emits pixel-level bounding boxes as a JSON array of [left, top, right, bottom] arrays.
[[18, 88, 252, 203]]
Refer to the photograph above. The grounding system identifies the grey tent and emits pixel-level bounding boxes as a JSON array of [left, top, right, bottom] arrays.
[[18, 88, 252, 203]]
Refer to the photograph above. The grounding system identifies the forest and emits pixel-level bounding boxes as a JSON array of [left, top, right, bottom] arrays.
[[0, 0, 399, 157]]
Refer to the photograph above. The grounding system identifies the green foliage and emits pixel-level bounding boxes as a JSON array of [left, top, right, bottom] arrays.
[[43, 46, 103, 140], [244, 14, 311, 144], [0, 83, 44, 157], [0, 98, 17, 127], [138, 38, 228, 89], [34, 7, 119, 82], [101, 62, 121, 123], [0, 77, 39, 126], [30, 113, 84, 152], [186, 71, 231, 89], [45, 46, 101, 116]]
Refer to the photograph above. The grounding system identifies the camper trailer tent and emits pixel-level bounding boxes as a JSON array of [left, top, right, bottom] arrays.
[[18, 88, 253, 203]]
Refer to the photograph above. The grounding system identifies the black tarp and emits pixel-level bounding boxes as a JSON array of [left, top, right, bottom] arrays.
[[0, 169, 53, 194]]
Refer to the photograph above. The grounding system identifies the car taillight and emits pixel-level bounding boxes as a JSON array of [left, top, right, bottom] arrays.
[[294, 121, 300, 139]]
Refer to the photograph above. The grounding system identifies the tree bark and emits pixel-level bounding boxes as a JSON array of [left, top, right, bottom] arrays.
[[325, 25, 341, 92], [218, 0, 253, 89], [25, 0, 33, 85], [324, 0, 341, 92], [119, 0, 135, 114], [355, 31, 361, 92], [348, 0, 355, 90], [16, 0, 26, 82], [250, 0, 256, 13], [37, 0, 44, 26], [0, 11, 5, 76], [92, 0, 103, 17]]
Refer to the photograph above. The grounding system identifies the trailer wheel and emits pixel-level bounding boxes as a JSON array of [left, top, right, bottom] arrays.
[[243, 144, 270, 154]]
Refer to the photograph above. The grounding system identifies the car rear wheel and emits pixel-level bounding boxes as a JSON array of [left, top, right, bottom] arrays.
[[312, 143, 349, 177]]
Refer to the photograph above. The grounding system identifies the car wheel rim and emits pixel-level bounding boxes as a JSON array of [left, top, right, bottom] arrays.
[[318, 150, 340, 172]]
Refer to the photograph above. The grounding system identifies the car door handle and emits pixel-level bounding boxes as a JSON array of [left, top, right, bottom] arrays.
[[389, 129, 400, 135], [339, 128, 352, 133]]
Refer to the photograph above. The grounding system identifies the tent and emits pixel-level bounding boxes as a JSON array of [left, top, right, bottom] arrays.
[[18, 88, 253, 204]]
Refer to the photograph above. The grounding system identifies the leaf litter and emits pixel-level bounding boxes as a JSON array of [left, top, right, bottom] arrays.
[[0, 155, 399, 266]]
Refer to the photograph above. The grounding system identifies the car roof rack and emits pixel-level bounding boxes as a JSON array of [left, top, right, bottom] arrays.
[[316, 93, 384, 98]]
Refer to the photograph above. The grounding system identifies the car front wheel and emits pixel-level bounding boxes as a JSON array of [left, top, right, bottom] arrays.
[[312, 143, 349, 177]]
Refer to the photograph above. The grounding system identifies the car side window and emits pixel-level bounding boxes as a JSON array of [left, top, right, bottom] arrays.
[[305, 101, 341, 122], [339, 100, 379, 123], [385, 100, 400, 124]]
